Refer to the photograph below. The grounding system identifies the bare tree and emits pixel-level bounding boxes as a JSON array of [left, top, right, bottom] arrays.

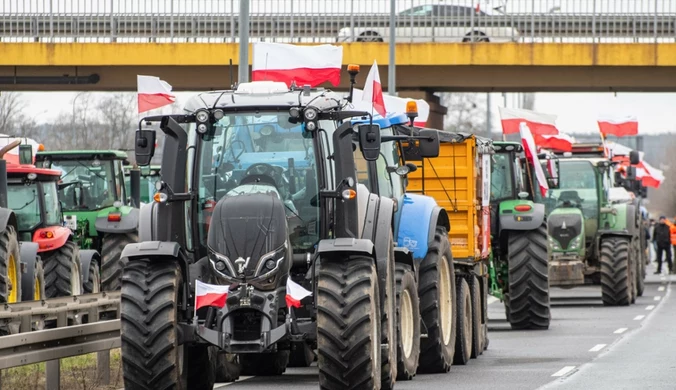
[[97, 93, 137, 151], [439, 93, 489, 136], [0, 92, 41, 139]]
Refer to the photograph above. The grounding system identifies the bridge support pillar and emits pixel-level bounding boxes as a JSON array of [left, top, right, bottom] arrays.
[[398, 90, 447, 130]]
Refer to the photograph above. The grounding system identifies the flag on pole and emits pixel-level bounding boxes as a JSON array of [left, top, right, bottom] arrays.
[[519, 122, 550, 197], [534, 133, 575, 152], [252, 42, 343, 87], [361, 60, 387, 117], [194, 280, 230, 311], [286, 278, 312, 308], [137, 75, 176, 113], [499, 107, 559, 135], [351, 88, 430, 126], [597, 115, 638, 137]]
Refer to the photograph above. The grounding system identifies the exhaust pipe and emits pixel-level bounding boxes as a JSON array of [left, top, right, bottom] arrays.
[[130, 167, 141, 208]]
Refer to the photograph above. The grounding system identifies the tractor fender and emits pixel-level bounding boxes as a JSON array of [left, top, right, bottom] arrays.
[[0, 208, 18, 235], [394, 246, 415, 272], [95, 207, 139, 234], [121, 241, 181, 261], [79, 249, 100, 287], [33, 226, 71, 253], [499, 202, 546, 231], [316, 238, 375, 258], [397, 193, 448, 261], [19, 241, 39, 302], [373, 197, 395, 315], [138, 202, 158, 242]]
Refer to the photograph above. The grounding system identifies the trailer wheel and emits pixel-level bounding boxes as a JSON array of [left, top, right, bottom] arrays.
[[43, 241, 82, 298], [417, 228, 457, 374], [121, 259, 209, 389], [506, 225, 550, 330], [83, 260, 100, 294], [470, 275, 484, 358], [394, 263, 420, 381], [101, 232, 137, 291], [600, 237, 632, 306], [317, 257, 381, 389], [288, 342, 315, 368], [453, 277, 472, 365]]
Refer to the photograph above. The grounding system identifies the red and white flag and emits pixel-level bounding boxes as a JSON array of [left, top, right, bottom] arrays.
[[361, 60, 387, 117], [137, 75, 176, 114], [351, 88, 430, 126], [637, 161, 664, 188], [499, 107, 559, 136], [194, 280, 229, 311], [519, 123, 550, 197], [597, 115, 638, 137], [535, 133, 575, 152], [252, 42, 343, 87], [286, 278, 312, 308]]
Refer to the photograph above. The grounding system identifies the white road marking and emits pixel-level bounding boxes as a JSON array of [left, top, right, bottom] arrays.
[[661, 276, 666, 280], [487, 296, 499, 305], [551, 366, 576, 377], [215, 377, 254, 388], [614, 328, 628, 334], [588, 344, 606, 352], [654, 296, 662, 301], [658, 286, 665, 291], [633, 315, 645, 321], [646, 305, 655, 310]]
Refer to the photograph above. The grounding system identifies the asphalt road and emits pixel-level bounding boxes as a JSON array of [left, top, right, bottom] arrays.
[[214, 262, 673, 390]]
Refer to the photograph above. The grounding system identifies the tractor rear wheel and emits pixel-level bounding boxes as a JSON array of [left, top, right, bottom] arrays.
[[0, 226, 21, 304], [83, 260, 100, 294], [470, 275, 484, 358], [101, 232, 137, 291], [240, 351, 290, 376], [381, 233, 397, 390], [453, 277, 472, 365], [394, 263, 420, 381], [506, 225, 550, 330], [417, 228, 457, 374], [636, 250, 645, 297], [317, 257, 381, 389], [43, 241, 82, 298], [600, 237, 632, 306]]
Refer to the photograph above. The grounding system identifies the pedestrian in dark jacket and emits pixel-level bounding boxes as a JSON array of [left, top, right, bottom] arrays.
[[653, 216, 672, 274]]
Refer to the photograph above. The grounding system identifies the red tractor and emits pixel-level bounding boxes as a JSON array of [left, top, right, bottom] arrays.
[[4, 141, 100, 298]]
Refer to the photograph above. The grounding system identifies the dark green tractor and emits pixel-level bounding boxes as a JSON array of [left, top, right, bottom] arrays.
[[35, 150, 139, 291]]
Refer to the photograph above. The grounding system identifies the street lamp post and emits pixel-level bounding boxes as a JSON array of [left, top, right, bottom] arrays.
[[388, 0, 396, 96], [238, 0, 250, 84]]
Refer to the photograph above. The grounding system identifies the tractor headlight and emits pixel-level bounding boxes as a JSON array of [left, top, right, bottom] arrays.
[[304, 108, 318, 121], [195, 109, 210, 123], [548, 236, 561, 251], [568, 236, 582, 250]]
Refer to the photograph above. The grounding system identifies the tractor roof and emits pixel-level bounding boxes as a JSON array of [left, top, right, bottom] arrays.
[[493, 141, 523, 153], [548, 143, 606, 157], [35, 150, 129, 161], [6, 163, 61, 180]]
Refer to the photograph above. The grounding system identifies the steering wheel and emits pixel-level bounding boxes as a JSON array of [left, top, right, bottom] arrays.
[[239, 163, 280, 188]]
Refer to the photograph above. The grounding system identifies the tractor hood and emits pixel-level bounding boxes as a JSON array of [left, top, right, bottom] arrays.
[[207, 189, 291, 288], [548, 207, 584, 253]]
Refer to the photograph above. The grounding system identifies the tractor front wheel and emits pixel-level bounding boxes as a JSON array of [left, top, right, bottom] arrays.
[[43, 241, 82, 298]]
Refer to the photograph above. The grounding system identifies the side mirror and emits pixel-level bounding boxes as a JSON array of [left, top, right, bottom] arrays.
[[418, 129, 440, 158], [135, 130, 156, 166], [629, 150, 640, 165], [18, 144, 33, 165], [358, 124, 381, 162], [406, 162, 418, 173]]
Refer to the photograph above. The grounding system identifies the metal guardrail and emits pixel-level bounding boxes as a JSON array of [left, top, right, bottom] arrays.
[[0, 292, 121, 390], [1, 0, 676, 43]]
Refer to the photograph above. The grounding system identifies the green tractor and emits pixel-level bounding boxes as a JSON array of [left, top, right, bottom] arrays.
[[542, 143, 641, 306], [488, 141, 556, 330], [34, 150, 139, 292], [124, 164, 161, 204]]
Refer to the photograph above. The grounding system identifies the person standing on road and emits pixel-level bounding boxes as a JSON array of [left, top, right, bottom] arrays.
[[653, 216, 673, 274]]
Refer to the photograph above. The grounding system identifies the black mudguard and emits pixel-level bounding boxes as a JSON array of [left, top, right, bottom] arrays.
[[138, 202, 158, 242], [95, 208, 139, 234], [79, 249, 101, 286], [0, 208, 18, 235]]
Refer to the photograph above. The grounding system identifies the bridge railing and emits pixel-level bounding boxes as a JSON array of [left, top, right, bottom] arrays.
[[1, 0, 676, 43]]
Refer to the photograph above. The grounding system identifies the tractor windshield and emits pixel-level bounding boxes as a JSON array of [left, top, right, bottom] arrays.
[[490, 153, 514, 201], [195, 112, 327, 254], [542, 160, 599, 222], [49, 160, 118, 210], [8, 183, 40, 232]]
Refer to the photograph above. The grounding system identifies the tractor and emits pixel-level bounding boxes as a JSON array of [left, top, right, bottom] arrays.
[[543, 143, 641, 306], [35, 150, 139, 291]]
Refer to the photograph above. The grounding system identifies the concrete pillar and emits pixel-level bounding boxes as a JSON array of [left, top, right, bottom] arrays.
[[398, 90, 448, 130]]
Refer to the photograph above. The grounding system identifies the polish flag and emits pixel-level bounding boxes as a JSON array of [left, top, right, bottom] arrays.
[[351, 88, 430, 126], [534, 133, 575, 152], [137, 75, 176, 114], [252, 42, 343, 87], [286, 278, 312, 308], [499, 107, 559, 135], [519, 123, 550, 197], [194, 280, 229, 311], [606, 141, 644, 160], [597, 115, 638, 137], [361, 60, 387, 117], [637, 161, 664, 188]]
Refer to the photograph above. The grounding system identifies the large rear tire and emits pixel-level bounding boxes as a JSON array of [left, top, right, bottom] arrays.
[[101, 232, 137, 291], [636, 249, 645, 297], [394, 263, 420, 381], [453, 277, 472, 365], [121, 259, 210, 389], [240, 351, 290, 376], [83, 260, 100, 294], [417, 228, 457, 374], [381, 233, 397, 390], [43, 241, 82, 298], [506, 226, 550, 330], [0, 226, 21, 304], [470, 275, 484, 358], [317, 257, 381, 390], [600, 237, 632, 306]]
